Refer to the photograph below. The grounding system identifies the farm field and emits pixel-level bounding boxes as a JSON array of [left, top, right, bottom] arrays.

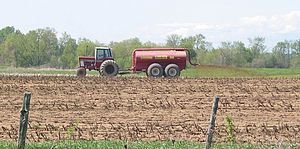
[[1, 66, 300, 78], [0, 75, 300, 146]]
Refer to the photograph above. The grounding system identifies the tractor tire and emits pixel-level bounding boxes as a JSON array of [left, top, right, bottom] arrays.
[[77, 68, 86, 77], [164, 64, 180, 77], [147, 63, 163, 77], [100, 60, 119, 76]]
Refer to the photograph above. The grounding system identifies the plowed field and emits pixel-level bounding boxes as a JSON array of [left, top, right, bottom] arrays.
[[0, 75, 300, 144]]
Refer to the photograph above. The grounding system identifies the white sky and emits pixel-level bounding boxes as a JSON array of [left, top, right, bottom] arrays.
[[0, 0, 300, 49]]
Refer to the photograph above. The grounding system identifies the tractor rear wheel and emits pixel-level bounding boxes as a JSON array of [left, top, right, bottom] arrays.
[[164, 64, 180, 77], [77, 68, 86, 77], [100, 60, 119, 76], [147, 63, 163, 77]]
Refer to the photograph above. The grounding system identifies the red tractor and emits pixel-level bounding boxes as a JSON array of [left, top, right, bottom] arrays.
[[77, 47, 196, 77], [77, 47, 118, 77]]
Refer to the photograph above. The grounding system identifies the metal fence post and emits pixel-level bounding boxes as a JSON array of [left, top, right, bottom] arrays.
[[18, 92, 31, 149], [206, 96, 219, 149]]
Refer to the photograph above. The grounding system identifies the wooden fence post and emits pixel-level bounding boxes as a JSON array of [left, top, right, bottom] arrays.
[[206, 96, 219, 149], [18, 92, 32, 149]]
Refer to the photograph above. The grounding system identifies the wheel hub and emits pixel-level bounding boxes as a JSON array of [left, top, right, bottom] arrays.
[[151, 68, 160, 76], [105, 65, 115, 74], [168, 68, 177, 77]]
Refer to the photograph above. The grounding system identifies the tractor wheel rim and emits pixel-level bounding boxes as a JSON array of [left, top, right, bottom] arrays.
[[151, 68, 160, 76], [105, 65, 115, 74], [168, 68, 177, 77]]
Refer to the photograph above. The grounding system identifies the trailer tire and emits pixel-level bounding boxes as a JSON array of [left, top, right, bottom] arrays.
[[77, 68, 86, 77], [100, 60, 119, 76], [147, 63, 163, 77], [164, 64, 180, 77]]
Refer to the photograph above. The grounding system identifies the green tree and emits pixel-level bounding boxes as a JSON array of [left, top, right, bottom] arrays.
[[291, 40, 300, 67], [180, 36, 197, 62], [24, 30, 39, 66], [262, 53, 275, 68], [214, 41, 249, 67], [58, 32, 77, 68], [37, 28, 59, 64], [292, 40, 300, 54], [76, 38, 98, 57], [110, 38, 142, 69], [194, 34, 207, 50], [143, 41, 161, 48], [0, 26, 17, 66], [178, 34, 212, 64], [273, 41, 291, 68], [203, 48, 222, 65], [248, 37, 266, 61], [23, 28, 58, 67], [218, 42, 234, 65], [0, 26, 15, 44], [231, 41, 249, 67], [0, 31, 26, 66], [194, 34, 213, 64], [166, 34, 182, 48]]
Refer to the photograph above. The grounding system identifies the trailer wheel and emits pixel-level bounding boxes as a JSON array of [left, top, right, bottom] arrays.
[[77, 68, 86, 77], [100, 60, 119, 76], [164, 64, 180, 77], [147, 63, 163, 77]]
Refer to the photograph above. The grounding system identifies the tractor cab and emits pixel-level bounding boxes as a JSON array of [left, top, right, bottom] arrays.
[[94, 47, 115, 69], [95, 47, 113, 60]]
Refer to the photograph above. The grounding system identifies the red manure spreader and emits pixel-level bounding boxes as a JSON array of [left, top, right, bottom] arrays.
[[77, 47, 197, 77]]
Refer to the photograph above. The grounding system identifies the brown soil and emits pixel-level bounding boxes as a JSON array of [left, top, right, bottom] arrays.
[[0, 75, 299, 144]]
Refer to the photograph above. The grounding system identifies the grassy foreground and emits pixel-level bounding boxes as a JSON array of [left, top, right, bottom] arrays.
[[0, 65, 300, 78], [0, 141, 298, 149]]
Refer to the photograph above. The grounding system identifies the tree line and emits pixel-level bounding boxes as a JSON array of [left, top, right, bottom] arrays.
[[0, 26, 300, 69]]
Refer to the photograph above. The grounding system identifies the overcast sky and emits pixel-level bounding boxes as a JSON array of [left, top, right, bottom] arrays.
[[1, 0, 300, 49]]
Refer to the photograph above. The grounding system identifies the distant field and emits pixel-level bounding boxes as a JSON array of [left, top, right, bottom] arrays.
[[243, 67, 300, 78], [1, 65, 299, 78], [182, 65, 254, 77], [0, 66, 78, 75], [182, 65, 300, 78]]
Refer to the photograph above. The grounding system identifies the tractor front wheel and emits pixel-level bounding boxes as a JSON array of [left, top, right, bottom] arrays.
[[100, 60, 119, 76], [77, 68, 86, 77]]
